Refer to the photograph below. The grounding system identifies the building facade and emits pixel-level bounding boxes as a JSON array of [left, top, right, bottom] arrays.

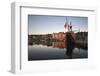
[[52, 32, 66, 40]]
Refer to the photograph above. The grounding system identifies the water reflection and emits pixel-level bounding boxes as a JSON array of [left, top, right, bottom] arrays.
[[29, 40, 88, 60], [29, 41, 87, 50], [52, 42, 66, 49]]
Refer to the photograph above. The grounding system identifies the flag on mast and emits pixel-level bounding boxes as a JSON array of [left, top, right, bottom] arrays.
[[64, 17, 69, 31], [69, 21, 72, 31], [64, 23, 68, 29]]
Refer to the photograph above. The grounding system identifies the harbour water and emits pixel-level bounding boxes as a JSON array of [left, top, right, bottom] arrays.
[[28, 42, 88, 61]]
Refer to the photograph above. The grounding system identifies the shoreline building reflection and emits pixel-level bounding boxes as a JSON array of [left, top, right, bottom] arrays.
[[52, 42, 66, 49]]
